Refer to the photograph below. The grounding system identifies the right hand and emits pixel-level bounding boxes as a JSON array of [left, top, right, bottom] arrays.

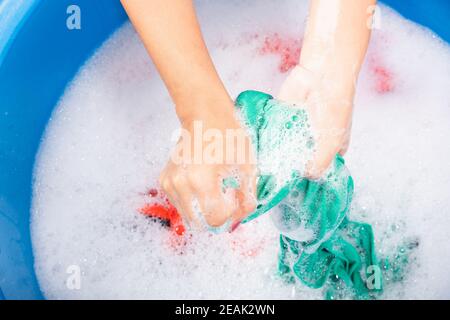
[[278, 65, 355, 179], [159, 97, 257, 229]]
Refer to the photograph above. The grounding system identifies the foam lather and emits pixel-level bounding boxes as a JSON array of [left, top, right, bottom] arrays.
[[235, 90, 383, 299]]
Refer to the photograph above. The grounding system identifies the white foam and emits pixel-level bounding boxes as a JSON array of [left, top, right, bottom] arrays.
[[31, 1, 450, 299]]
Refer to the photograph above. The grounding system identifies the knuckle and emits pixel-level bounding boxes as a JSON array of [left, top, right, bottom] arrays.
[[158, 171, 166, 185], [243, 200, 257, 214], [307, 150, 336, 179], [189, 174, 203, 189], [204, 213, 229, 228], [159, 176, 171, 192], [171, 172, 187, 188], [307, 165, 327, 180], [203, 200, 233, 228]]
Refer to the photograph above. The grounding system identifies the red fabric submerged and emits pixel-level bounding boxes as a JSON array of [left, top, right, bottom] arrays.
[[139, 189, 185, 236]]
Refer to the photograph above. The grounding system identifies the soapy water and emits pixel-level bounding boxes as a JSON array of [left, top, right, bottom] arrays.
[[31, 0, 450, 299]]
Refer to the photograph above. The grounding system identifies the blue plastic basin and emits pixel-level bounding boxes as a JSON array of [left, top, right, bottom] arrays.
[[0, 0, 449, 299]]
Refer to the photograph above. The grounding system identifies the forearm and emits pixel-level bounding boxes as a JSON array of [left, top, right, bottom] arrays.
[[121, 0, 230, 121], [300, 0, 376, 96]]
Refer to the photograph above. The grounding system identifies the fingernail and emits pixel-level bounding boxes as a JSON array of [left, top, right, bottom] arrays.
[[230, 220, 242, 233]]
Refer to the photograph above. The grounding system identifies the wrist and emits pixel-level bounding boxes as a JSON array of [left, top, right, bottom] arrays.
[[175, 92, 235, 126], [299, 47, 362, 96], [293, 62, 357, 100]]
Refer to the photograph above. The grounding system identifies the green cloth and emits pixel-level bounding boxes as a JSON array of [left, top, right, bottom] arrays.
[[235, 90, 383, 299]]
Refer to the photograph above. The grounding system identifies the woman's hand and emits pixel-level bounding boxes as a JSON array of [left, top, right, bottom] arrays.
[[279, 0, 376, 178], [279, 65, 354, 179], [122, 0, 256, 228], [159, 96, 257, 228]]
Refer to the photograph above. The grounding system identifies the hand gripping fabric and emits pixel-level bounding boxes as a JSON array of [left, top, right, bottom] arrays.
[[235, 90, 383, 299]]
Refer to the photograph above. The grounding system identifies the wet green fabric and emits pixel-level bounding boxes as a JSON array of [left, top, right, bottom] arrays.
[[235, 90, 383, 299]]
